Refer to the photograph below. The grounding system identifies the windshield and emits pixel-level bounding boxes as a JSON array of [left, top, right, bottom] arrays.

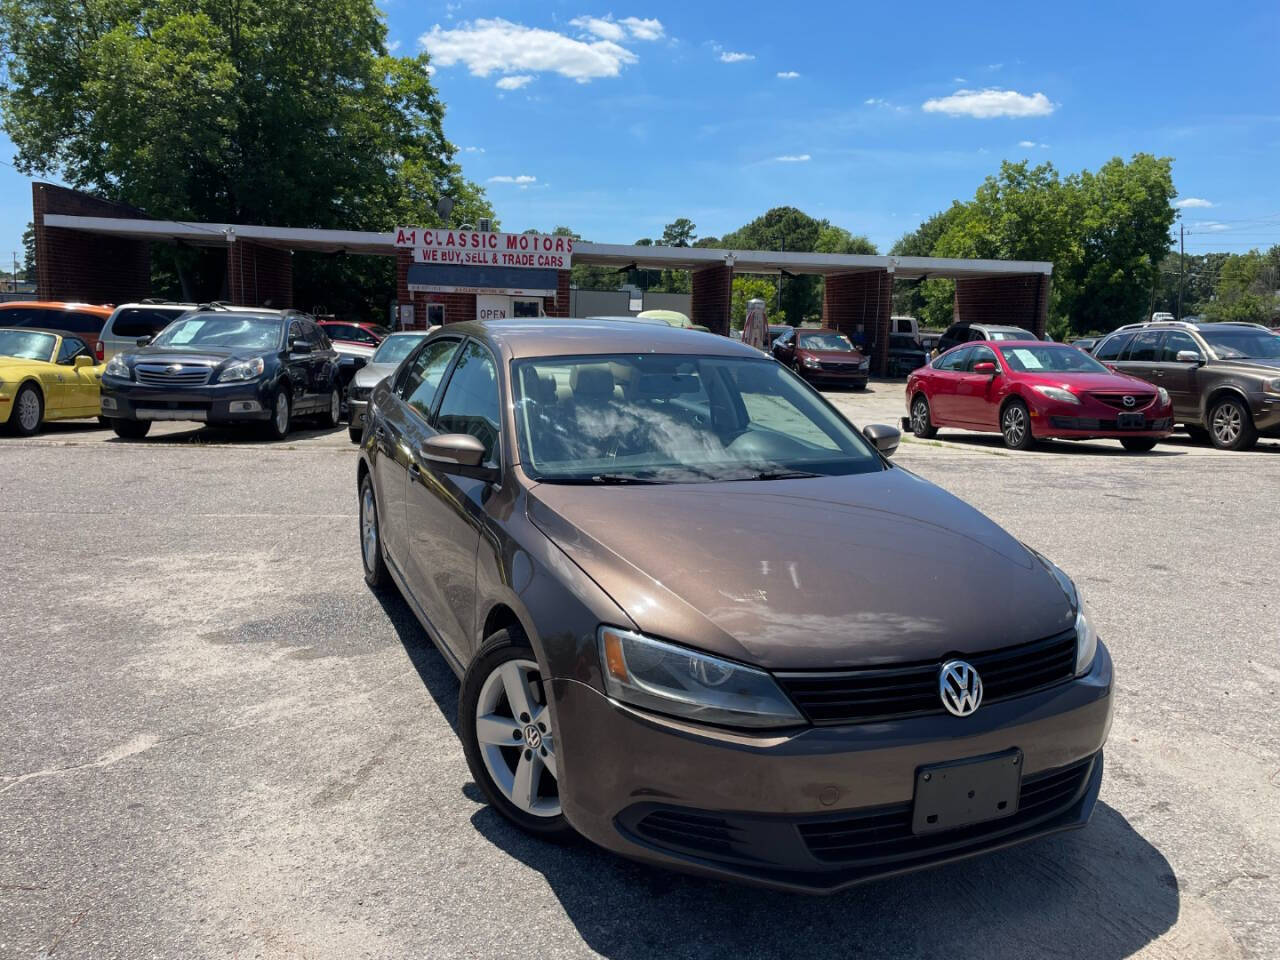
[[1001, 344, 1109, 374], [0, 329, 55, 361], [798, 332, 856, 352], [512, 354, 884, 483], [988, 329, 1035, 341], [372, 334, 425, 365], [151, 315, 283, 350], [1199, 329, 1280, 360]]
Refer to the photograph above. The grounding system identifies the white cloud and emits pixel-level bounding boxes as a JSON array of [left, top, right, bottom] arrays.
[[422, 18, 639, 83], [569, 15, 625, 41], [1199, 221, 1230, 232], [1175, 197, 1214, 209], [719, 51, 754, 63], [619, 17, 664, 41], [952, 76, 967, 83], [489, 175, 537, 184], [775, 154, 811, 163], [496, 75, 533, 90], [777, 70, 800, 79], [1017, 139, 1049, 148], [462, 146, 485, 153], [388, 39, 402, 53], [922, 88, 1055, 118], [987, 62, 1003, 71], [865, 97, 885, 106]]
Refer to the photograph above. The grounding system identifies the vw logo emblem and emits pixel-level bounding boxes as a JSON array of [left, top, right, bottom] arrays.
[[1122, 395, 1136, 408], [939, 659, 983, 717], [523, 724, 542, 749]]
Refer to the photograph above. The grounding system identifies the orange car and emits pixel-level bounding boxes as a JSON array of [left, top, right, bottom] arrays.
[[0, 302, 113, 359]]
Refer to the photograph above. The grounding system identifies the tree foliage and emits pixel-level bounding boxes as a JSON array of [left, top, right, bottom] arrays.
[[0, 0, 491, 313], [731, 276, 782, 329]]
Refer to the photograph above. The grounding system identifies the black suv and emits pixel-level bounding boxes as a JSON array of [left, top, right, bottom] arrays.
[[1092, 321, 1280, 450], [101, 306, 341, 439]]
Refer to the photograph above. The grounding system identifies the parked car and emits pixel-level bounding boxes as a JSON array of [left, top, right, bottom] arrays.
[[100, 306, 341, 439], [97, 301, 198, 362], [890, 315, 920, 339], [886, 332, 929, 377], [346, 329, 432, 443], [1069, 337, 1098, 354], [636, 309, 692, 328], [0, 328, 104, 436], [906, 340, 1174, 451], [330, 340, 375, 418], [317, 320, 391, 348], [1091, 320, 1280, 450], [0, 301, 113, 358], [772, 327, 869, 389], [934, 322, 1038, 357], [767, 324, 793, 348], [355, 318, 1111, 892]]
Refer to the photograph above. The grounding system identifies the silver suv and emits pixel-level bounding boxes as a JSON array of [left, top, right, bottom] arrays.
[[97, 301, 198, 361]]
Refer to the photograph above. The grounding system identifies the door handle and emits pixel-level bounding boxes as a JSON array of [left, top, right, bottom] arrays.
[[408, 460, 425, 484]]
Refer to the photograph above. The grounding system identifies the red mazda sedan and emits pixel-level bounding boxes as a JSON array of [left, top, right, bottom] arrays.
[[905, 340, 1174, 451]]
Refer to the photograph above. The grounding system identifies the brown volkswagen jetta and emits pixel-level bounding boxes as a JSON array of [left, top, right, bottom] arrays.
[[355, 319, 1113, 893]]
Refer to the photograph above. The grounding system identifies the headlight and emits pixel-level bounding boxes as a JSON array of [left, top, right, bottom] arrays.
[[1074, 591, 1098, 676], [859, 358, 870, 370], [802, 356, 820, 368], [1031, 384, 1079, 404], [218, 357, 265, 382], [597, 626, 804, 729], [1157, 387, 1170, 406], [104, 355, 131, 379], [1263, 378, 1280, 396]]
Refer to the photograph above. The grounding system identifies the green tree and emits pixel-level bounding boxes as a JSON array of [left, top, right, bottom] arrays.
[[1201, 250, 1274, 323], [0, 0, 491, 314], [659, 218, 696, 247], [815, 225, 876, 255], [20, 221, 34, 281], [730, 275, 782, 329]]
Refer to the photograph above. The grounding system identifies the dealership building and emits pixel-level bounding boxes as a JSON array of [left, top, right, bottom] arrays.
[[30, 183, 1053, 374]]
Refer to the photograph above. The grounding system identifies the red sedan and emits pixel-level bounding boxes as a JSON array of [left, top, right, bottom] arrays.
[[905, 340, 1174, 451], [317, 320, 391, 348]]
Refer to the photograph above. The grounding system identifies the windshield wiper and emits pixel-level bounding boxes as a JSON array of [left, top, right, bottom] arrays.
[[734, 469, 823, 481], [588, 473, 669, 484]]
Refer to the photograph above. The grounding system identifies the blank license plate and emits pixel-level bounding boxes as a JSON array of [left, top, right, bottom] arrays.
[[1116, 412, 1146, 429], [137, 409, 208, 421], [912, 750, 1022, 835]]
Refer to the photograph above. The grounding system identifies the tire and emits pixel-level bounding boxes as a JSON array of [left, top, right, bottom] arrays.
[[1207, 396, 1257, 451], [110, 418, 151, 440], [1120, 437, 1158, 453], [358, 472, 389, 589], [851, 381, 868, 392], [348, 426, 362, 444], [320, 387, 341, 428], [909, 393, 938, 439], [460, 628, 570, 837], [1000, 399, 1035, 450], [9, 383, 43, 436], [262, 388, 291, 440]]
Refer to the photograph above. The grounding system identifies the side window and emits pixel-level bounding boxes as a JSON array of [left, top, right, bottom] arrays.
[[935, 346, 971, 372], [426, 304, 445, 327], [966, 328, 987, 343], [66, 311, 106, 334], [1094, 333, 1132, 361], [965, 345, 998, 371], [1161, 331, 1201, 362], [301, 321, 327, 348], [57, 337, 88, 363], [1126, 331, 1162, 362], [288, 320, 307, 348], [400, 338, 461, 417], [434, 341, 501, 467]]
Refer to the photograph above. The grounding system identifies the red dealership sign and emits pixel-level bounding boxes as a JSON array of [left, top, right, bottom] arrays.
[[394, 228, 573, 270]]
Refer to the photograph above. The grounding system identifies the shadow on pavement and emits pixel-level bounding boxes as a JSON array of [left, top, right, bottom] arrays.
[[372, 583, 461, 735], [934, 432, 1187, 457], [468, 800, 1178, 960]]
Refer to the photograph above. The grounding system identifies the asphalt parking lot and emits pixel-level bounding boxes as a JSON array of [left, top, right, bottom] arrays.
[[2, 385, 1277, 959]]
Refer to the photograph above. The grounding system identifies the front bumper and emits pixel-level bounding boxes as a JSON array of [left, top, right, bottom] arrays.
[[801, 366, 870, 386], [550, 642, 1112, 893], [1251, 393, 1280, 432], [348, 398, 369, 433], [1038, 416, 1174, 439], [101, 378, 273, 423]]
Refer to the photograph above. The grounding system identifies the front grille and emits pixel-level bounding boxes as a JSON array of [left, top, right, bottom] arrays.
[[135, 363, 213, 387], [634, 808, 740, 858], [1090, 392, 1155, 411], [798, 754, 1095, 865], [819, 361, 864, 372], [1049, 417, 1172, 431], [776, 629, 1076, 725]]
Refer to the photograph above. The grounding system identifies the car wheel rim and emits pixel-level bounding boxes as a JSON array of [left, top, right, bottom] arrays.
[[475, 659, 560, 818], [330, 390, 340, 422], [1003, 407, 1026, 445], [361, 485, 378, 572], [911, 398, 928, 432], [1212, 404, 1240, 443], [17, 391, 39, 430], [275, 394, 289, 433]]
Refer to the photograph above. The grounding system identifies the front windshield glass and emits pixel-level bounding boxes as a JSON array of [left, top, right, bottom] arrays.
[[1199, 329, 1280, 360], [0, 329, 56, 361], [372, 334, 425, 365], [798, 332, 856, 352], [1001, 344, 1109, 374], [988, 329, 1035, 341], [151, 315, 282, 350], [512, 354, 884, 483]]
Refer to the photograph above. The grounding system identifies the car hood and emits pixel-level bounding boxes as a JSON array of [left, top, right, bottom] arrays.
[[128, 345, 267, 365], [0, 355, 55, 374], [528, 469, 1074, 670], [332, 342, 375, 359], [1215, 357, 1280, 373], [797, 348, 866, 362], [353, 362, 397, 388], [1027, 371, 1157, 392]]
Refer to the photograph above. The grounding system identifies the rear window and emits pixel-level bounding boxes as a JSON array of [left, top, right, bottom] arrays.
[[109, 307, 189, 339], [0, 306, 106, 334]]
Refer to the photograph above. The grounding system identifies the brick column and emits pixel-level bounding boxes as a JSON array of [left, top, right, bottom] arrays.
[[691, 264, 733, 336], [954, 274, 1049, 339], [541, 269, 570, 318], [226, 240, 293, 308], [32, 183, 151, 303], [822, 270, 892, 374]]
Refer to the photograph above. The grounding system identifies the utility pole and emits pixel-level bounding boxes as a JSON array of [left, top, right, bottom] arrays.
[[776, 236, 785, 315], [1177, 223, 1185, 321]]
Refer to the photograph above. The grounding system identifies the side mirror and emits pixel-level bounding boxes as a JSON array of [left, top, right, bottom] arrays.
[[973, 361, 997, 376], [422, 433, 498, 481], [863, 423, 901, 458], [135, 335, 152, 347], [289, 339, 313, 354], [74, 355, 94, 369], [1176, 350, 1204, 365]]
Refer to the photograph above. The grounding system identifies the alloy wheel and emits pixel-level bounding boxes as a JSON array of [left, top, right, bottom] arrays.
[[16, 390, 40, 431], [1212, 403, 1241, 445], [275, 393, 289, 434], [474, 659, 560, 818], [911, 398, 929, 433], [330, 389, 340, 424], [360, 484, 379, 573], [1002, 405, 1027, 446]]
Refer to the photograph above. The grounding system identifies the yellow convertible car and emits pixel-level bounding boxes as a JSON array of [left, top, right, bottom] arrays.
[[0, 327, 105, 436]]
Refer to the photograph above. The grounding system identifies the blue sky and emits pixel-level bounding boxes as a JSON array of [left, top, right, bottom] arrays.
[[3, 0, 1278, 262]]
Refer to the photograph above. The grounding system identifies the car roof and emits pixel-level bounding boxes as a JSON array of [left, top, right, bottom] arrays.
[[0, 301, 112, 314], [0, 326, 74, 339], [970, 324, 1034, 333], [448, 318, 765, 360]]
